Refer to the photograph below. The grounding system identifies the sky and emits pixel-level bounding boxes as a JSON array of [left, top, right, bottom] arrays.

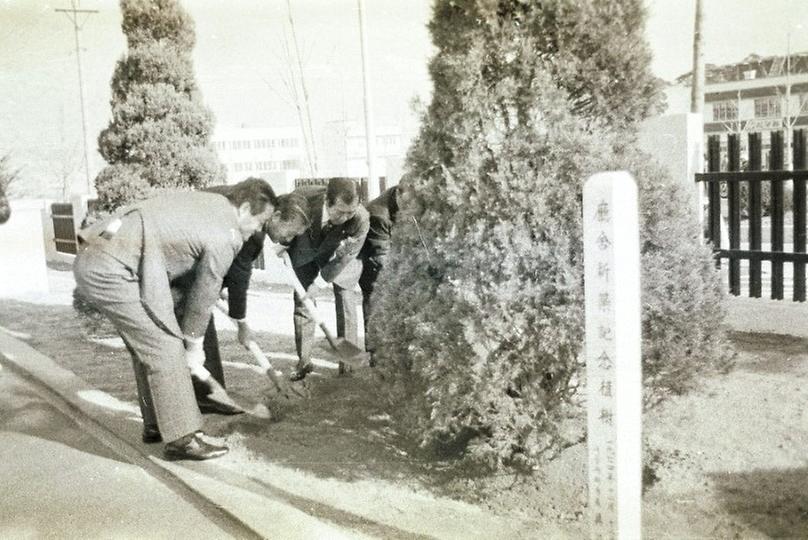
[[2, 0, 808, 197]]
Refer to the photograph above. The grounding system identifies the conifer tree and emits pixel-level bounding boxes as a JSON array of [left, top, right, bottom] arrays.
[[0, 154, 17, 224], [369, 0, 727, 469], [95, 0, 223, 211]]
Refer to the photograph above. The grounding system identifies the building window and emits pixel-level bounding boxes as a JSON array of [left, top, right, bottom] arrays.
[[279, 138, 299, 148], [376, 135, 399, 147], [282, 159, 300, 170], [754, 97, 781, 118], [712, 101, 737, 121]]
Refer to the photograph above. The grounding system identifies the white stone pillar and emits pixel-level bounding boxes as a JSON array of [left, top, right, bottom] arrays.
[[583, 172, 643, 540], [0, 200, 49, 296]]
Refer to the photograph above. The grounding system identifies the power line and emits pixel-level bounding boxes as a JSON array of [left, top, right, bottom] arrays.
[[55, 0, 98, 196]]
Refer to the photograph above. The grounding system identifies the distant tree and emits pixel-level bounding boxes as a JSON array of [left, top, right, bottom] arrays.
[[0, 153, 19, 224], [95, 0, 223, 211], [369, 0, 728, 470]]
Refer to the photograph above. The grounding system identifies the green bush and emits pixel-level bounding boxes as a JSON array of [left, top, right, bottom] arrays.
[[95, 0, 223, 211], [368, 0, 729, 470], [0, 153, 17, 224]]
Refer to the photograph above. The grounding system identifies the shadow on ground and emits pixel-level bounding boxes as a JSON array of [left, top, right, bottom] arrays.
[[711, 468, 808, 538], [728, 331, 808, 374]]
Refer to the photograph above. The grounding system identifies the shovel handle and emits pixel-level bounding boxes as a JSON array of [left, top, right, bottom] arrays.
[[247, 341, 285, 392], [280, 252, 342, 348]]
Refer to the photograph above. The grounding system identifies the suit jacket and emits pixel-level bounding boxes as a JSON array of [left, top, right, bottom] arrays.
[[287, 185, 369, 288], [359, 186, 399, 266], [79, 192, 243, 339], [200, 184, 264, 320], [220, 231, 265, 319]]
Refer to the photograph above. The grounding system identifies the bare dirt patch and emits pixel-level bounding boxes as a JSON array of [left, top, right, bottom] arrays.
[[2, 298, 807, 537]]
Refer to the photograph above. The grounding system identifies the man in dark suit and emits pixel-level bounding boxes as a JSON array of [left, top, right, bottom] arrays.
[[358, 176, 415, 366], [285, 178, 369, 381], [186, 190, 310, 409], [73, 179, 277, 460]]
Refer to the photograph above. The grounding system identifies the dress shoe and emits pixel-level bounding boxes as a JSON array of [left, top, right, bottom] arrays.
[[197, 396, 245, 415], [289, 362, 314, 381], [164, 432, 228, 461], [142, 425, 162, 443]]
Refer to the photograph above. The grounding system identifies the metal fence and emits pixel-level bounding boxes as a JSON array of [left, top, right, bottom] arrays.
[[695, 129, 807, 301]]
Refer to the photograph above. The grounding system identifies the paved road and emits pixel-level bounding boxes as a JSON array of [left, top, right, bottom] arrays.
[[0, 364, 231, 539]]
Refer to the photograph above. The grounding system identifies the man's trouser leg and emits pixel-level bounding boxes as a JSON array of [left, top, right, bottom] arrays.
[[200, 315, 225, 389], [74, 249, 202, 443], [358, 261, 379, 353], [333, 283, 358, 345], [292, 262, 319, 369], [121, 336, 158, 431]]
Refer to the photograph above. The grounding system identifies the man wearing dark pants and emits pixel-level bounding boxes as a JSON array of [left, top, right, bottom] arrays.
[[73, 179, 276, 460], [286, 178, 369, 381], [358, 177, 414, 366]]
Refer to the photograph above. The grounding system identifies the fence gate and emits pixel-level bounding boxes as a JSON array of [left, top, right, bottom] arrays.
[[51, 202, 78, 255], [695, 129, 808, 302]]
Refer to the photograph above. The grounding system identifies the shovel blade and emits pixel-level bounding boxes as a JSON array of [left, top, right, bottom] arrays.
[[203, 377, 245, 413], [333, 338, 368, 366]]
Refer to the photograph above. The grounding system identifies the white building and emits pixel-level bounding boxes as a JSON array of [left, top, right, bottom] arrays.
[[211, 126, 305, 194], [212, 121, 413, 196], [319, 120, 409, 189], [674, 52, 808, 166]]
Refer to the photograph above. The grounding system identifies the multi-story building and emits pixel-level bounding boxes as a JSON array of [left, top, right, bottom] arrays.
[[319, 120, 410, 188], [211, 126, 305, 194], [212, 121, 413, 195], [671, 52, 808, 167]]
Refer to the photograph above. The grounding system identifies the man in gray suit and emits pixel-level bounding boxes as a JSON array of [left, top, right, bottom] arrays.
[[73, 179, 277, 460], [285, 178, 369, 381]]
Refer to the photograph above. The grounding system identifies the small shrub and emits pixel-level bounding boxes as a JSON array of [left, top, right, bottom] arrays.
[[0, 153, 19, 224]]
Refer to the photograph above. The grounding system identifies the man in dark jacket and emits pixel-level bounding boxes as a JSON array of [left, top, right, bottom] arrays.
[[285, 178, 369, 380], [73, 179, 276, 460], [358, 176, 415, 366], [185, 190, 309, 408]]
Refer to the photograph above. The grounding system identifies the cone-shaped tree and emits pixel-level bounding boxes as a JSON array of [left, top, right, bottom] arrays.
[[95, 0, 223, 211], [0, 154, 17, 224], [369, 0, 727, 470]]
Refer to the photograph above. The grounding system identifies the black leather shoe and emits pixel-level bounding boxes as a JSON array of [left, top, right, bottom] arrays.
[[164, 433, 228, 461], [289, 363, 314, 381], [142, 425, 162, 443], [197, 396, 245, 415]]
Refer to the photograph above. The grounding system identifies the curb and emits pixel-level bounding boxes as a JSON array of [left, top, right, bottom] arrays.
[[726, 296, 808, 339], [0, 330, 266, 540], [0, 331, 445, 539]]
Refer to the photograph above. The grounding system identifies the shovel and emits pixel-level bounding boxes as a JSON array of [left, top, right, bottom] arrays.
[[213, 300, 304, 399], [280, 251, 366, 369]]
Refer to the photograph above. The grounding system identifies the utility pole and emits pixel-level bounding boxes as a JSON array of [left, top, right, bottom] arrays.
[[358, 0, 379, 200], [690, 0, 706, 240], [690, 0, 704, 113], [784, 28, 800, 170], [56, 1, 97, 196], [285, 0, 319, 177]]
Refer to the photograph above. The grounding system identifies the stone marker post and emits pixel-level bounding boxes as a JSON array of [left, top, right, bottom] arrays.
[[583, 172, 642, 540]]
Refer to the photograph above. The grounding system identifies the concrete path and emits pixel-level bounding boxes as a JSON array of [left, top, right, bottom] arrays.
[[0, 365, 229, 539], [0, 319, 558, 539]]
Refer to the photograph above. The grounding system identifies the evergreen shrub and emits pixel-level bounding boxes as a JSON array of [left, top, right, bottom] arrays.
[[368, 0, 730, 470], [94, 0, 223, 212]]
